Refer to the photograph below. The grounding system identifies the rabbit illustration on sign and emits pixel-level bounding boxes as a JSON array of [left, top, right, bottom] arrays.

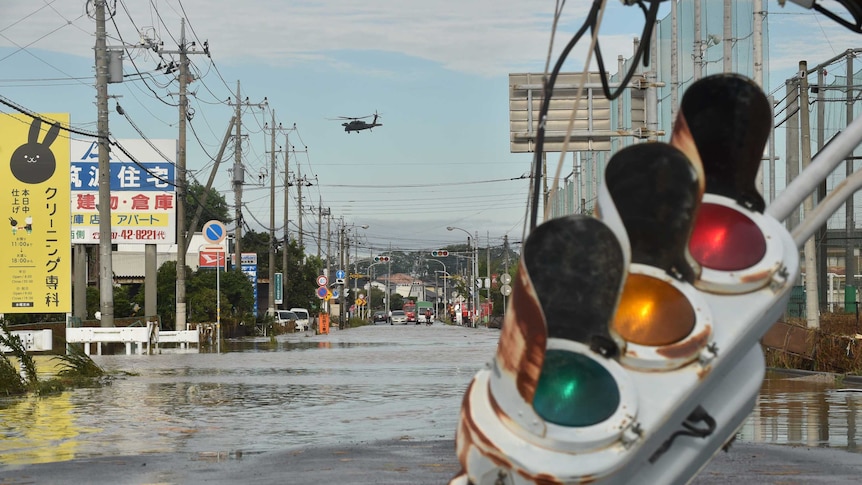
[[10, 118, 60, 184]]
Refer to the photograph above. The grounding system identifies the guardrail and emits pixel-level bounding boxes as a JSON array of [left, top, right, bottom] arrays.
[[66, 322, 158, 355], [156, 329, 200, 350]]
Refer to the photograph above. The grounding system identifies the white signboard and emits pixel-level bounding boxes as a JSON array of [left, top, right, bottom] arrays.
[[70, 139, 177, 244]]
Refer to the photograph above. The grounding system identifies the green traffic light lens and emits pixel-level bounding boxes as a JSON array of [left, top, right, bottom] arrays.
[[533, 349, 621, 427]]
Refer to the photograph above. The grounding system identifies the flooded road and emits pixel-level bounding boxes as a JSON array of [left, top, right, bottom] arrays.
[[2, 323, 862, 468], [0, 323, 498, 465]]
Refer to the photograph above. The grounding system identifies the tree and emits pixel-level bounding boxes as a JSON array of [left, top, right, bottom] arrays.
[[389, 292, 404, 310], [185, 180, 232, 234], [240, 229, 271, 275], [368, 287, 386, 310]]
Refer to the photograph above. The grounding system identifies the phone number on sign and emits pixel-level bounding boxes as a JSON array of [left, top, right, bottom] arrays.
[[87, 229, 169, 241]]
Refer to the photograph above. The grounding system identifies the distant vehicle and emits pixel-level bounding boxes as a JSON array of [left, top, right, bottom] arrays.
[[290, 308, 311, 332], [331, 111, 382, 133], [402, 301, 418, 324], [390, 310, 408, 325], [416, 301, 434, 323], [372, 311, 389, 324], [275, 310, 298, 329], [267, 309, 298, 331]]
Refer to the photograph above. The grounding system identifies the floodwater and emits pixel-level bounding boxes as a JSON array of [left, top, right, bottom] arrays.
[[2, 323, 862, 467]]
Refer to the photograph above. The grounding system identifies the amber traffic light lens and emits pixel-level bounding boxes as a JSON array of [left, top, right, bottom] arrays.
[[613, 274, 696, 346]]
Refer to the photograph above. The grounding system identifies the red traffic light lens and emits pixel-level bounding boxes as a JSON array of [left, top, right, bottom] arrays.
[[689, 202, 766, 271]]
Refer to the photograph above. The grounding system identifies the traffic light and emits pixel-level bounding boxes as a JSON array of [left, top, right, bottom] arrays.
[[373, 255, 390, 262], [451, 73, 800, 485], [431, 250, 449, 257]]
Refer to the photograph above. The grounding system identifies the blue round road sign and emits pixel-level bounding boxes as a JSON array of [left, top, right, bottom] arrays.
[[203, 220, 227, 244], [335, 269, 346, 279]]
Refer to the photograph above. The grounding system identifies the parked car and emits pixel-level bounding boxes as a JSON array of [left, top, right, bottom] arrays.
[[390, 310, 408, 325], [276, 310, 299, 329], [372, 311, 389, 324], [289, 308, 311, 332]]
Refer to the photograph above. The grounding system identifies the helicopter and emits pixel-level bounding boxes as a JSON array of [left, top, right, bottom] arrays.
[[333, 112, 383, 133]]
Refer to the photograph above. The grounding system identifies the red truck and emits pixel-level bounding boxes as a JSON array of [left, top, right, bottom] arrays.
[[403, 301, 418, 324]]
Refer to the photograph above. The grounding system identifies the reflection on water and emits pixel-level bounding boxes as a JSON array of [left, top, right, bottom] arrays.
[[0, 392, 95, 464], [738, 370, 862, 452], [0, 325, 500, 465], [4, 325, 862, 466]]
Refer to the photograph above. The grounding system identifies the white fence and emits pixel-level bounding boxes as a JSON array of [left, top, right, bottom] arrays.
[[65, 323, 200, 355], [0, 329, 53, 353]]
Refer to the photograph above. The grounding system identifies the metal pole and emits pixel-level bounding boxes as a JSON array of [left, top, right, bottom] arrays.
[[217, 250, 222, 353], [847, 56, 857, 298], [471, 231, 481, 328]]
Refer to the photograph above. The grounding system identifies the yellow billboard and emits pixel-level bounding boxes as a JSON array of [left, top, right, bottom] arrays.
[[0, 113, 71, 313]]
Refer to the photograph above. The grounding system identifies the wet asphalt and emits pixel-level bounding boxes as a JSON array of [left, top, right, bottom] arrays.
[[4, 439, 862, 484]]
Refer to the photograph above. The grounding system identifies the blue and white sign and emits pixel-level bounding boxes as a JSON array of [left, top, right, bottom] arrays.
[[336, 269, 346, 279], [69, 139, 177, 245], [203, 220, 227, 244]]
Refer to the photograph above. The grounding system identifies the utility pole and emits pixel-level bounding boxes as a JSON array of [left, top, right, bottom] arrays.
[[282, 136, 291, 309], [297, 167, 305, 250], [503, 234, 510, 318], [473, 231, 479, 327], [339, 222, 345, 327], [318, 197, 323, 260], [160, 19, 207, 331], [799, 61, 819, 329], [232, 81, 244, 267], [94, 0, 113, 328], [228, 82, 267, 270], [386, 242, 392, 318], [486, 231, 491, 320], [723, 0, 732, 73], [325, 209, 332, 282], [268, 111, 278, 318], [694, 0, 703, 80]]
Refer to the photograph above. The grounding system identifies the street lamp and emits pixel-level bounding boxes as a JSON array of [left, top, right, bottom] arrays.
[[338, 221, 368, 328], [447, 226, 478, 327], [427, 259, 447, 319], [352, 225, 369, 319], [434, 269, 450, 322]]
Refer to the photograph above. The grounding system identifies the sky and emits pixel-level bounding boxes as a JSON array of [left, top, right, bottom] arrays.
[[0, 0, 859, 256]]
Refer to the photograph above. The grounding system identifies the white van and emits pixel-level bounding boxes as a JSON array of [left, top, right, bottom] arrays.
[[275, 310, 298, 328], [290, 308, 310, 332]]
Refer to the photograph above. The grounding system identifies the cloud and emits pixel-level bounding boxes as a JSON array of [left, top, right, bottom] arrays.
[[0, 1, 612, 77]]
